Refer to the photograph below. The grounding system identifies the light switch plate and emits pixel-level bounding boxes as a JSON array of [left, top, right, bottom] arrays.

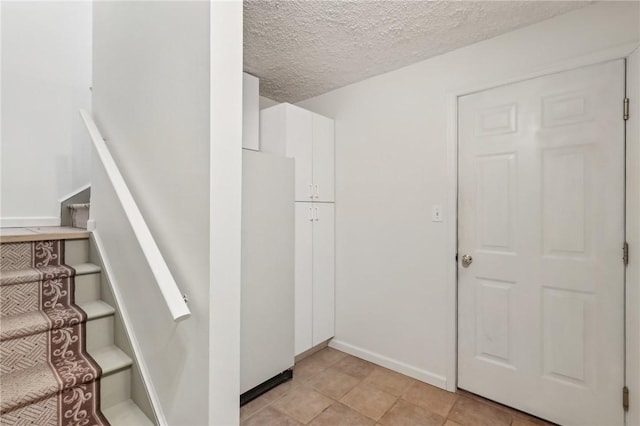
[[432, 205, 443, 222]]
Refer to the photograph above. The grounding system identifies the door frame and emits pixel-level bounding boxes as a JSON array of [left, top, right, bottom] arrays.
[[444, 42, 639, 401]]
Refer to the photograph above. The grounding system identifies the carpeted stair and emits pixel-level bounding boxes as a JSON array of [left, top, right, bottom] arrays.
[[0, 240, 109, 426]]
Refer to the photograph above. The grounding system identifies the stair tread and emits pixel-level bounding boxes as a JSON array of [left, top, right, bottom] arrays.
[[0, 306, 84, 341], [103, 399, 154, 426], [0, 354, 102, 413], [78, 300, 115, 320], [0, 363, 61, 412], [89, 345, 132, 375], [74, 262, 101, 275], [0, 226, 89, 243], [0, 264, 74, 286]]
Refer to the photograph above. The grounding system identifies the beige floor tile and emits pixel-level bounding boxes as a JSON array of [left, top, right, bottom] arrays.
[[402, 381, 458, 418], [362, 366, 414, 396], [272, 386, 334, 424], [455, 389, 513, 415], [512, 415, 556, 426], [240, 379, 298, 421], [379, 400, 444, 426], [294, 351, 337, 382], [448, 397, 512, 426], [242, 406, 303, 426], [262, 378, 299, 403], [456, 390, 555, 425], [333, 355, 376, 379], [309, 347, 349, 366], [340, 384, 398, 421], [309, 402, 375, 426], [308, 366, 362, 400], [444, 421, 463, 426], [240, 395, 272, 422]]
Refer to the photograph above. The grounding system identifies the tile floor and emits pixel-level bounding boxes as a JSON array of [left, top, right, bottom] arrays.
[[240, 347, 555, 426]]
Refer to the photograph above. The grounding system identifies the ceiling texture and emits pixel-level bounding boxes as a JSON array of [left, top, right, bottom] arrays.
[[244, 1, 591, 103]]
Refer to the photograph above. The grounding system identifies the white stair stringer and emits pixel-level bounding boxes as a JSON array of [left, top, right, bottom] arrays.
[[67, 238, 156, 426]]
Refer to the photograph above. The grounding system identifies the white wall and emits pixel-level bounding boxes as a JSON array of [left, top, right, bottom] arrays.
[[0, 1, 92, 226], [259, 95, 279, 110], [627, 46, 640, 426], [92, 2, 211, 425], [298, 2, 640, 390], [210, 1, 243, 424]]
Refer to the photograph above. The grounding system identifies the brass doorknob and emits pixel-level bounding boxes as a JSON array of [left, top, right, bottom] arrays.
[[461, 254, 473, 268]]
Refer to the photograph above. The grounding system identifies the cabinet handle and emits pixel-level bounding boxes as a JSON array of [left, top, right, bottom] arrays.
[[314, 207, 319, 221], [314, 184, 320, 199], [308, 184, 313, 199], [308, 207, 313, 221]]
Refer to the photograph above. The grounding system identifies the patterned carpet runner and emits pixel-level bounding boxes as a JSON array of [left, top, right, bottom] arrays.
[[0, 240, 109, 426]]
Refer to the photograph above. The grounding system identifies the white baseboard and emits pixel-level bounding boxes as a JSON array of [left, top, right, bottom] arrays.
[[0, 217, 61, 228], [329, 339, 449, 390]]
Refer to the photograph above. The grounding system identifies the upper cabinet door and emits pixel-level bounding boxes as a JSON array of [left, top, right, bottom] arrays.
[[312, 114, 335, 202], [287, 106, 314, 202]]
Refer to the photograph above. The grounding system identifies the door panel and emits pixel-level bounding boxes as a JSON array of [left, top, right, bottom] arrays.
[[294, 202, 313, 355], [312, 114, 335, 202], [312, 203, 335, 345], [458, 60, 625, 426], [287, 106, 314, 202]]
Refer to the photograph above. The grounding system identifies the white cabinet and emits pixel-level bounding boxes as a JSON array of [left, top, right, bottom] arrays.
[[312, 203, 335, 346], [294, 202, 335, 355], [312, 114, 335, 203], [260, 103, 334, 202], [294, 203, 314, 354], [242, 73, 259, 151], [262, 102, 335, 356]]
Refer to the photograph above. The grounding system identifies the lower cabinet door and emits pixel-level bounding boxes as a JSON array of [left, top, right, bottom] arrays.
[[295, 203, 314, 355], [312, 203, 335, 346]]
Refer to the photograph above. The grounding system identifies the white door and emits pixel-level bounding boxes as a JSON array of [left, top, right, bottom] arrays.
[[312, 114, 335, 202], [295, 202, 314, 355], [312, 202, 335, 345], [458, 60, 625, 426]]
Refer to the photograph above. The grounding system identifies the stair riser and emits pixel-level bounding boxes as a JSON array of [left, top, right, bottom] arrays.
[[65, 239, 89, 266], [76, 272, 101, 304], [86, 315, 115, 351], [101, 368, 131, 409]]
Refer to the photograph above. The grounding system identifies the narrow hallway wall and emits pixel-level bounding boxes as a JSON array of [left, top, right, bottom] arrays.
[[1, 2, 92, 226]]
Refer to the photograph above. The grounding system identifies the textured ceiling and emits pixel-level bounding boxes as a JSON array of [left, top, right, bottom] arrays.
[[244, 1, 591, 103]]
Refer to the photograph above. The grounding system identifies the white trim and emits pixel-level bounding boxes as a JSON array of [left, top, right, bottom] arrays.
[[0, 217, 61, 228], [79, 109, 190, 322], [625, 46, 640, 426], [445, 42, 640, 393], [58, 183, 91, 204], [91, 230, 168, 426], [329, 339, 449, 390], [444, 94, 459, 393], [209, 1, 243, 424], [449, 41, 638, 99]]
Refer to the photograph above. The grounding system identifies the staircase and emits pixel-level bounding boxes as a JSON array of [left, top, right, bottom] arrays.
[[0, 228, 154, 425]]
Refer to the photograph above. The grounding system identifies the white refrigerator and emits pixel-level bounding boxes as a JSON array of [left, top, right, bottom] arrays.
[[240, 149, 295, 401]]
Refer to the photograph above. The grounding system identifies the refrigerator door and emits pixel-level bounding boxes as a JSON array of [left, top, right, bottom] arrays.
[[240, 149, 295, 394]]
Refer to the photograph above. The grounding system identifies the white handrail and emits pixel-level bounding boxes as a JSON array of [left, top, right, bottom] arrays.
[[80, 109, 191, 322]]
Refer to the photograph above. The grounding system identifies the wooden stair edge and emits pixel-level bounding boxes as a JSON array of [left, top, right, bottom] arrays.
[[0, 226, 90, 243]]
